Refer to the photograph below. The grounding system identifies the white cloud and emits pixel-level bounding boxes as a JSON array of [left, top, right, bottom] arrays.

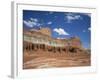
[[23, 18, 42, 27], [83, 27, 91, 33], [23, 20, 34, 27], [47, 21, 52, 24], [65, 13, 82, 23], [88, 27, 91, 31], [30, 18, 38, 22], [83, 30, 86, 32], [57, 37, 66, 39], [84, 13, 91, 17], [53, 28, 69, 35]]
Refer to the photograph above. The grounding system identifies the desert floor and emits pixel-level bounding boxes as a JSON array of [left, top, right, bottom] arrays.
[[23, 50, 91, 69]]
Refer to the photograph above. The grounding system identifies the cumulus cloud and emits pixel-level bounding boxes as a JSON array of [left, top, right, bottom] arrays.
[[53, 28, 69, 35], [23, 20, 34, 27], [47, 21, 52, 25], [30, 18, 38, 22], [23, 18, 42, 27], [65, 13, 82, 23]]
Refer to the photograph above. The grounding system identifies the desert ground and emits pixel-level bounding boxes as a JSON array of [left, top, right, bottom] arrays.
[[23, 50, 90, 69]]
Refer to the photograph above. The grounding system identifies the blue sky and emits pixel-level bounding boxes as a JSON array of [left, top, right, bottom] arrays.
[[23, 10, 91, 49]]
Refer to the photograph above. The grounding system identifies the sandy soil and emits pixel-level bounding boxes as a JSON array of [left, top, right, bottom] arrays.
[[23, 50, 91, 69]]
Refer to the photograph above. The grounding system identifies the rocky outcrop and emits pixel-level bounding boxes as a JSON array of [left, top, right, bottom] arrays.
[[23, 28, 91, 69]]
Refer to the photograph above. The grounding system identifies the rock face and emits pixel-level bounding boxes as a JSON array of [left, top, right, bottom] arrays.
[[24, 28, 82, 49], [38, 27, 52, 37], [68, 37, 82, 48], [23, 28, 91, 69]]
